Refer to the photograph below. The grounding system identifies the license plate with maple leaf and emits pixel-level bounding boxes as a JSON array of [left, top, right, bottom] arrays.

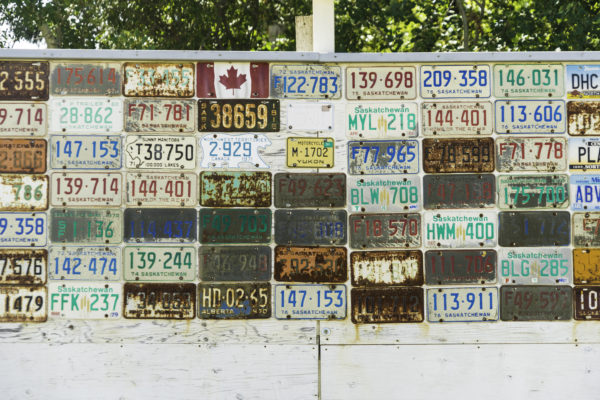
[[271, 65, 342, 99]]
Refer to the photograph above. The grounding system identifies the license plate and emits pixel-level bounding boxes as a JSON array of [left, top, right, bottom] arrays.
[[274, 210, 347, 246], [199, 208, 271, 244], [500, 285, 572, 321], [569, 137, 600, 172], [198, 282, 271, 319], [286, 102, 333, 131], [0, 249, 47, 285], [275, 173, 346, 208], [50, 63, 121, 95], [346, 66, 417, 100], [420, 65, 490, 98], [423, 174, 495, 209], [499, 248, 571, 284], [348, 140, 419, 174], [48, 246, 120, 281], [0, 61, 48, 100], [0, 212, 46, 247], [351, 287, 424, 323], [573, 212, 600, 247], [50, 135, 121, 170], [51, 172, 121, 207], [427, 287, 498, 322], [425, 250, 496, 284], [567, 65, 600, 99], [0, 286, 46, 322], [0, 138, 46, 173], [124, 246, 195, 282], [567, 101, 600, 135], [0, 174, 48, 211], [200, 171, 271, 207], [345, 103, 418, 138], [271, 64, 341, 99], [349, 213, 421, 249], [351, 250, 423, 286], [200, 133, 271, 169], [574, 249, 600, 284], [125, 135, 196, 170], [198, 99, 279, 132], [421, 102, 493, 135], [126, 172, 197, 207], [498, 174, 569, 209], [287, 137, 334, 168], [199, 246, 271, 281], [424, 211, 496, 248], [123, 283, 195, 319], [423, 138, 494, 173], [499, 211, 570, 246], [50, 208, 120, 244], [49, 282, 122, 319], [125, 99, 195, 132], [496, 137, 566, 172], [274, 284, 346, 320], [124, 208, 196, 243], [123, 63, 194, 97], [494, 64, 564, 98], [495, 100, 566, 134], [275, 246, 347, 283], [197, 62, 269, 98], [0, 103, 46, 136], [49, 98, 123, 133], [348, 175, 420, 212], [574, 286, 600, 320]]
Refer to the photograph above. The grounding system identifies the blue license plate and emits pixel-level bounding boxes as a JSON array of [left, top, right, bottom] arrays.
[[495, 100, 566, 133], [0, 212, 46, 247], [124, 208, 197, 243], [274, 284, 346, 320], [571, 175, 600, 210], [348, 140, 419, 175], [50, 135, 121, 169], [48, 246, 120, 280], [271, 65, 341, 99]]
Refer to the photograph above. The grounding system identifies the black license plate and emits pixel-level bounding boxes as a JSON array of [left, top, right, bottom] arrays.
[[349, 213, 421, 249], [500, 285, 572, 321], [574, 286, 600, 320], [274, 173, 346, 208], [200, 171, 271, 207], [198, 99, 279, 132], [124, 208, 197, 243], [423, 174, 495, 209], [199, 208, 271, 244], [498, 211, 570, 246], [351, 287, 424, 323], [274, 210, 347, 246], [198, 282, 271, 319], [425, 250, 496, 284], [423, 138, 494, 173], [123, 283, 195, 319], [0, 61, 49, 100], [350, 250, 423, 286], [275, 246, 347, 283], [198, 246, 271, 281]]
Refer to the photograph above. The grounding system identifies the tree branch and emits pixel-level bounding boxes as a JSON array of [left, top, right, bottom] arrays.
[[455, 0, 469, 50]]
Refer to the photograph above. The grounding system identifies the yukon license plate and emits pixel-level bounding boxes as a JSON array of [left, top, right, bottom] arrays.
[[200, 133, 271, 169], [0, 286, 46, 322], [349, 213, 421, 249], [0, 103, 46, 136], [200, 171, 271, 207], [345, 103, 418, 138], [427, 287, 498, 322], [124, 208, 196, 243], [50, 135, 121, 170], [0, 61, 48, 100], [348, 140, 419, 174], [49, 98, 122, 133], [424, 211, 496, 248], [495, 100, 565, 134], [423, 138, 494, 173], [575, 286, 600, 320], [351, 287, 424, 323], [48, 246, 120, 281], [275, 173, 346, 208], [199, 246, 271, 281], [425, 250, 496, 284], [573, 212, 600, 247], [198, 99, 279, 132], [0, 138, 46, 173], [567, 65, 600, 99], [124, 246, 196, 282], [50, 63, 121, 95], [198, 282, 271, 319], [49, 282, 122, 319], [125, 135, 196, 170], [125, 99, 195, 132], [496, 137, 566, 172], [271, 64, 341, 99], [275, 284, 346, 320], [421, 102, 493, 135], [51, 172, 121, 207], [0, 249, 47, 285], [0, 174, 48, 211], [494, 64, 563, 98], [499, 248, 571, 284], [420, 65, 490, 98], [346, 66, 417, 100], [500, 285, 572, 321], [275, 246, 347, 283], [423, 174, 494, 209], [50, 208, 120, 244], [0, 212, 46, 247], [499, 211, 570, 247], [199, 208, 271, 244], [498, 174, 569, 209], [123, 63, 194, 97], [348, 175, 420, 212], [287, 137, 334, 168], [286, 102, 334, 131], [567, 101, 600, 136], [574, 249, 600, 284], [126, 172, 197, 207], [275, 210, 347, 246], [124, 283, 195, 319], [351, 250, 423, 286]]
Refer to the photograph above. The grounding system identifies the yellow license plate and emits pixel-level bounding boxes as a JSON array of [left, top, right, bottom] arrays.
[[286, 137, 334, 168], [573, 249, 600, 284]]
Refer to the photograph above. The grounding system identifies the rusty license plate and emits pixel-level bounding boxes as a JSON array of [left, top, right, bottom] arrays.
[[498, 174, 569, 209], [287, 137, 334, 168], [0, 174, 47, 211], [51, 172, 121, 207], [568, 65, 600, 99], [125, 99, 195, 133], [350, 213, 421, 249], [0, 249, 46, 285], [494, 64, 564, 98], [0, 285, 46, 322], [200, 171, 271, 207], [0, 103, 46, 136], [275, 284, 346, 320], [424, 211, 496, 248], [348, 175, 419, 212], [199, 246, 271, 281], [351, 287, 423, 323], [0, 139, 46, 173], [348, 140, 419, 174], [124, 208, 196, 243], [495, 100, 565, 134], [48, 246, 120, 281], [573, 212, 600, 247], [499, 211, 570, 247], [198, 99, 279, 132], [50, 135, 121, 170], [421, 102, 493, 136], [50, 63, 121, 95], [425, 250, 496, 284], [346, 66, 417, 100], [0, 61, 48, 100], [499, 248, 571, 285], [0, 212, 46, 247], [200, 208, 271, 244], [351, 250, 422, 286], [275, 246, 347, 283], [126, 172, 197, 207], [124, 283, 195, 319], [496, 137, 566, 172], [423, 174, 495, 209], [568, 101, 600, 136], [123, 63, 194, 97], [420, 65, 490, 98], [198, 282, 271, 319], [427, 287, 499, 322], [50, 208, 121, 244], [575, 286, 600, 320], [49, 98, 123, 133], [275, 210, 347, 246], [423, 138, 494, 173], [124, 246, 196, 282], [275, 173, 345, 208], [48, 282, 121, 319], [125, 135, 196, 170], [574, 249, 600, 284], [345, 103, 418, 138], [500, 285, 572, 321], [271, 64, 341, 99]]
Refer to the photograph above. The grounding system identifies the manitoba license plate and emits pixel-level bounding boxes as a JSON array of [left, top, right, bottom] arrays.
[[420, 65, 490, 98], [421, 102, 493, 135], [346, 66, 416, 100], [574, 286, 600, 320], [495, 100, 565, 134], [199, 246, 271, 281], [351, 287, 424, 323], [124, 246, 196, 281], [198, 99, 279, 132], [125, 135, 196, 170], [126, 172, 197, 207], [574, 249, 600, 284], [198, 282, 271, 319], [125, 99, 195, 133], [275, 210, 347, 246], [0, 212, 46, 247], [494, 64, 563, 97], [348, 175, 420, 212], [200, 133, 271, 169], [348, 140, 419, 174], [499, 211, 570, 247], [497, 174, 569, 209], [275, 173, 346, 208], [500, 285, 572, 321], [573, 212, 600, 247], [271, 64, 341, 99], [0, 286, 46, 322], [496, 137, 566, 172], [567, 65, 600, 99], [49, 282, 122, 319], [349, 213, 421, 249], [423, 138, 494, 173], [123, 63, 194, 97], [50, 208, 120, 244], [48, 246, 120, 281], [0, 249, 47, 285], [0, 138, 46, 173], [0, 61, 48, 100], [49, 98, 123, 133], [199, 208, 271, 244], [351, 250, 423, 286], [200, 171, 271, 207], [51, 172, 121, 207], [427, 287, 498, 322], [287, 137, 334, 168], [567, 101, 600, 136], [275, 284, 346, 320], [50, 135, 121, 170], [424, 211, 496, 248], [0, 103, 46, 136], [345, 103, 418, 138], [499, 248, 571, 284], [275, 246, 347, 283], [50, 63, 121, 95], [425, 250, 496, 284], [124, 208, 196, 243], [123, 283, 195, 319], [0, 174, 48, 211], [423, 174, 495, 209]]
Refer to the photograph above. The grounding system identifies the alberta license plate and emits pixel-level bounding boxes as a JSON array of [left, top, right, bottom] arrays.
[[50, 63, 121, 95], [198, 282, 271, 319], [125, 135, 196, 170], [499, 211, 570, 247], [0, 286, 46, 322], [48, 246, 120, 281], [126, 172, 197, 207], [49, 98, 122, 133], [275, 210, 347, 246], [348, 140, 419, 174], [424, 211, 496, 248], [199, 246, 271, 281], [125, 99, 195, 132], [200, 133, 271, 169], [500, 285, 572, 321], [351, 287, 424, 323], [497, 174, 569, 209], [0, 138, 46, 173], [427, 287, 498, 322], [496, 137, 566, 172], [275, 246, 347, 283], [423, 174, 495, 209], [0, 249, 47, 285], [124, 246, 195, 281], [574, 286, 600, 320], [494, 64, 563, 97], [275, 173, 346, 208], [495, 100, 565, 134], [123, 283, 195, 319], [423, 138, 494, 173], [51, 172, 121, 207], [421, 102, 493, 135], [286, 102, 333, 131], [0, 174, 48, 211], [349, 213, 421, 249], [50, 208, 120, 244], [567, 101, 600, 135], [569, 137, 600, 172], [199, 208, 271, 244], [198, 99, 279, 132], [0, 212, 46, 247], [499, 248, 571, 284], [0, 103, 46, 136], [574, 249, 600, 284], [348, 175, 420, 212], [49, 282, 122, 319], [420, 65, 490, 98], [287, 137, 334, 168], [271, 64, 341, 99], [567, 65, 600, 99], [124, 208, 196, 243], [50, 135, 121, 170], [0, 61, 49, 100], [351, 250, 423, 286], [123, 63, 194, 97], [573, 212, 600, 247], [274, 284, 346, 320], [200, 171, 271, 207], [345, 103, 418, 138], [346, 66, 416, 100], [425, 250, 496, 284]]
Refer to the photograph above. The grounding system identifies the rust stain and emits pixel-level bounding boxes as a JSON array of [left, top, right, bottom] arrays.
[[350, 250, 423, 286], [123, 283, 196, 319], [573, 249, 600, 284], [0, 249, 47, 285], [274, 246, 347, 283], [201, 171, 271, 207], [0, 139, 47, 173], [351, 287, 424, 324], [568, 101, 600, 135], [123, 63, 194, 97], [423, 138, 494, 173]]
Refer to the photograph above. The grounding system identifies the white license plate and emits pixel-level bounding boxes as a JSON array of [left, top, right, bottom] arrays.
[[346, 103, 418, 138], [421, 102, 493, 135], [497, 174, 569, 209], [49, 98, 123, 133], [427, 287, 498, 322], [199, 133, 271, 168], [496, 137, 566, 172], [348, 140, 419, 175], [0, 174, 47, 211], [50, 172, 122, 206], [494, 64, 564, 98], [347, 175, 420, 212], [346, 66, 417, 100], [48, 246, 121, 281], [498, 248, 571, 284], [124, 246, 196, 281], [567, 65, 600, 98], [569, 137, 600, 172], [126, 172, 197, 207], [420, 65, 491, 98], [271, 64, 341, 99], [571, 175, 600, 210], [0, 249, 47, 285], [48, 282, 122, 319], [274, 284, 346, 320], [495, 100, 566, 133], [124, 99, 195, 132], [423, 210, 497, 248], [125, 135, 196, 170], [0, 286, 47, 322], [50, 135, 122, 169], [0, 212, 46, 247], [286, 102, 333, 131], [0, 103, 46, 136]]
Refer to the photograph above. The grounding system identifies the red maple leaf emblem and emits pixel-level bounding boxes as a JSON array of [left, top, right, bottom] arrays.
[[218, 66, 247, 94]]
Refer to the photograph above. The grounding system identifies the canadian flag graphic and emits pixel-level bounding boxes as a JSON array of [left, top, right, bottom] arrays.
[[197, 62, 269, 98]]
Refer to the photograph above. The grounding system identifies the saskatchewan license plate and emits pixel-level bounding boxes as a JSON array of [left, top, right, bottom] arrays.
[[348, 175, 420, 212], [123, 62, 194, 97], [271, 64, 341, 99], [286, 102, 333, 131], [425, 250, 496, 284], [50, 135, 121, 170], [200, 133, 271, 169], [48, 246, 120, 281], [569, 137, 600, 172], [0, 138, 46, 173], [499, 248, 571, 284], [574, 249, 600, 284], [49, 282, 122, 319], [123, 283, 195, 319], [275, 284, 346, 320], [198, 282, 271, 319], [0, 103, 46, 136], [348, 140, 419, 174], [274, 210, 347, 246], [287, 137, 334, 168], [349, 213, 421, 249], [499, 211, 570, 247], [0, 212, 46, 247], [0, 61, 49, 100], [200, 171, 271, 207], [198, 99, 279, 132], [567, 64, 600, 98], [567, 101, 600, 136], [275, 173, 346, 208], [497, 174, 569, 209], [494, 64, 563, 97], [345, 103, 418, 138], [500, 285, 572, 321], [350, 250, 423, 286], [0, 174, 48, 211], [124, 246, 196, 281], [125, 99, 195, 133], [496, 137, 566, 172], [573, 212, 600, 247], [50, 208, 120, 244], [424, 211, 496, 248], [351, 287, 424, 323], [427, 287, 498, 322], [423, 174, 495, 209], [50, 172, 121, 207], [346, 66, 417, 100], [124, 208, 196, 243], [50, 62, 121, 95], [420, 65, 490, 98], [199, 246, 271, 281], [0, 286, 46, 322], [199, 208, 271, 244], [423, 138, 494, 173], [495, 100, 565, 134], [274, 246, 347, 283], [49, 98, 123, 133], [126, 172, 197, 207], [575, 286, 600, 320], [421, 102, 493, 135], [125, 135, 196, 170], [0, 249, 47, 285]]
